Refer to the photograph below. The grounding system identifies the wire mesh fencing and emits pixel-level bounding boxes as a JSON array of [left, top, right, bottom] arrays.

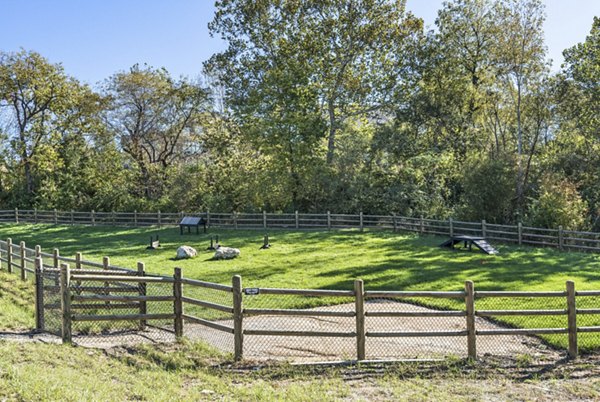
[[242, 290, 356, 362], [67, 272, 176, 347], [364, 294, 467, 360]]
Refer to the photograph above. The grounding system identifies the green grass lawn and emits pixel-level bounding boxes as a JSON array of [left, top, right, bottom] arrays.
[[2, 223, 600, 349]]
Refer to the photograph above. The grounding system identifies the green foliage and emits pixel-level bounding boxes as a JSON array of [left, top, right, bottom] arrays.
[[458, 155, 516, 223], [526, 175, 589, 230]]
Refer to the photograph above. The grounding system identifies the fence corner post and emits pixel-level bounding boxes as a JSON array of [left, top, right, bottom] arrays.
[[137, 262, 147, 330], [20, 241, 26, 280], [465, 280, 476, 360], [354, 279, 366, 361], [60, 263, 72, 344], [233, 275, 244, 361], [518, 222, 523, 245], [35, 257, 45, 331], [567, 280, 578, 358], [173, 267, 183, 339], [559, 225, 564, 250], [7, 238, 12, 274]]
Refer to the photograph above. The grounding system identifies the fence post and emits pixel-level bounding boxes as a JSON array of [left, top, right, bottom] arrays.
[[354, 279, 366, 360], [359, 212, 364, 232], [20, 241, 26, 280], [465, 280, 476, 360], [35, 257, 45, 331], [35, 245, 41, 258], [103, 256, 110, 303], [60, 263, 72, 343], [54, 209, 58, 224], [53, 248, 59, 269], [70, 210, 74, 225], [75, 252, 82, 270], [263, 211, 267, 229], [91, 210, 96, 226], [449, 218, 454, 237], [34, 208, 38, 224], [327, 211, 331, 231], [295, 210, 299, 229], [14, 207, 18, 223], [481, 220, 486, 238], [559, 226, 564, 250], [392, 213, 397, 232], [112, 211, 116, 226], [206, 210, 211, 228], [567, 280, 578, 358], [7, 238, 12, 274], [420, 216, 424, 234], [233, 275, 244, 361], [138, 262, 146, 330], [518, 222, 523, 245], [158, 210, 162, 228], [134, 210, 138, 227], [173, 267, 183, 339], [233, 212, 238, 229]]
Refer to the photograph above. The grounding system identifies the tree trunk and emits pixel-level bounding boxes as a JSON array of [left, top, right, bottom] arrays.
[[326, 101, 337, 165]]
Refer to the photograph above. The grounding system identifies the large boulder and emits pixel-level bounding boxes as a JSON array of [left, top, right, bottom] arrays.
[[213, 246, 240, 260], [176, 245, 197, 260]]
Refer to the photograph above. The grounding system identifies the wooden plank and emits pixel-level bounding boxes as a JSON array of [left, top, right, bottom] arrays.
[[70, 274, 174, 283], [465, 281, 476, 360], [182, 314, 234, 334], [476, 328, 567, 335], [243, 308, 354, 317], [244, 329, 356, 337], [180, 277, 232, 292], [366, 330, 468, 338], [365, 310, 465, 317], [259, 288, 354, 297], [567, 281, 577, 358], [182, 297, 233, 313], [576, 308, 600, 314], [233, 275, 243, 361], [576, 326, 600, 333], [72, 313, 175, 322], [355, 280, 365, 360], [365, 291, 465, 298], [476, 309, 567, 316], [72, 295, 174, 302], [475, 291, 565, 297]]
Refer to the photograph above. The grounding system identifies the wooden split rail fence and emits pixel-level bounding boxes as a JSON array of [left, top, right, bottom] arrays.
[[2, 209, 600, 253], [2, 238, 600, 362]]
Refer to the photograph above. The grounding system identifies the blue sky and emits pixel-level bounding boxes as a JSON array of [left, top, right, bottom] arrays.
[[1, 0, 598, 86]]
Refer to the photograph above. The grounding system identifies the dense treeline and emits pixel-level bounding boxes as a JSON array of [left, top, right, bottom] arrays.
[[0, 0, 598, 230]]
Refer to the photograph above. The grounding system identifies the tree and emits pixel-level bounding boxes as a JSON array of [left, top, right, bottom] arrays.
[[0, 50, 73, 202], [208, 0, 422, 167], [103, 64, 209, 200], [494, 0, 548, 216]]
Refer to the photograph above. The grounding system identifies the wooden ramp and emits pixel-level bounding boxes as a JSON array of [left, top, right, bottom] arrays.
[[440, 235, 498, 255]]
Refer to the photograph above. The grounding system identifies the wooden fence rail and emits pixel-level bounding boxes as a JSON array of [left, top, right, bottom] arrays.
[[2, 209, 600, 253], [2, 238, 600, 363]]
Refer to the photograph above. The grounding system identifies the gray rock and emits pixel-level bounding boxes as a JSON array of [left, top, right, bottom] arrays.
[[176, 245, 197, 259], [213, 246, 240, 260]]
